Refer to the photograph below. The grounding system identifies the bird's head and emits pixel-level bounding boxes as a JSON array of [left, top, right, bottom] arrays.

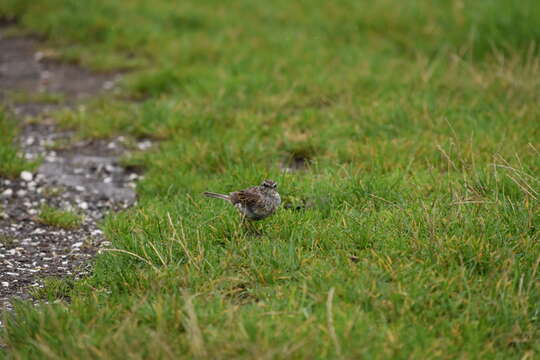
[[261, 179, 277, 189]]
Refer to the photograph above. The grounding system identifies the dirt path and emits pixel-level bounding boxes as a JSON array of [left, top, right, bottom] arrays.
[[0, 25, 143, 312]]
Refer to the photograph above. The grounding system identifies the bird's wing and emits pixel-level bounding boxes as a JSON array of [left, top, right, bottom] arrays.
[[229, 187, 261, 207]]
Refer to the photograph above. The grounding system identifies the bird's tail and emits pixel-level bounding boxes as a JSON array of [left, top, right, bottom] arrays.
[[203, 192, 230, 201]]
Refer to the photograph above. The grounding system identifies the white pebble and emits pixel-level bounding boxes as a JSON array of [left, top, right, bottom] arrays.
[[1, 282, 8, 287], [1, 189, 13, 198], [20, 171, 33, 182], [40, 70, 52, 80], [137, 140, 152, 150], [79, 202, 89, 210], [103, 81, 115, 90], [71, 242, 83, 248], [17, 189, 27, 197]]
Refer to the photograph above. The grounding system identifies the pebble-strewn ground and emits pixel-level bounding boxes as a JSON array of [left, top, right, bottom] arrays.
[[0, 25, 144, 313]]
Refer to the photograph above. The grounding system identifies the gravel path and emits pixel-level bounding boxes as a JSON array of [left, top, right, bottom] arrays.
[[0, 24, 143, 313]]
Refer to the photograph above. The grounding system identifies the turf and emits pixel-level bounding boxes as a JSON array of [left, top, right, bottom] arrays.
[[1, 0, 539, 359], [37, 204, 83, 230], [0, 109, 38, 178]]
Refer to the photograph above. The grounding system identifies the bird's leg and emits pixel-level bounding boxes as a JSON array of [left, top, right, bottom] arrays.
[[239, 213, 255, 235], [240, 214, 247, 229], [247, 220, 263, 236], [239, 215, 255, 235]]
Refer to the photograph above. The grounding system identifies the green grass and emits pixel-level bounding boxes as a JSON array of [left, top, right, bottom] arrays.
[[0, 234, 15, 248], [28, 277, 74, 302], [0, 109, 38, 178], [1, 0, 540, 359], [37, 204, 83, 229], [4, 91, 65, 106], [39, 185, 66, 197]]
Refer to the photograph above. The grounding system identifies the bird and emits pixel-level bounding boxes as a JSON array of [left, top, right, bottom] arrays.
[[203, 179, 281, 221]]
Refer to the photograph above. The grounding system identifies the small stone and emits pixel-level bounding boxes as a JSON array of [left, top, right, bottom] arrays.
[[71, 242, 83, 248], [137, 140, 152, 150], [34, 51, 44, 61], [75, 186, 85, 192], [1, 282, 8, 287], [40, 70, 52, 80], [20, 171, 33, 182], [1, 188, 13, 198], [79, 202, 89, 210], [17, 189, 27, 197], [103, 177, 112, 184], [103, 81, 115, 90]]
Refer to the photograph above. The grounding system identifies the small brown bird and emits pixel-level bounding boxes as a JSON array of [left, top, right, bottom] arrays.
[[203, 179, 281, 221]]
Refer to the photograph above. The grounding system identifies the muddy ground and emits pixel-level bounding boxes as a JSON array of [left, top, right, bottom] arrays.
[[0, 25, 144, 313]]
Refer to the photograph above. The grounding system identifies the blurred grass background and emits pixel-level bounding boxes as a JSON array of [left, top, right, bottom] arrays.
[[1, 0, 539, 358]]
